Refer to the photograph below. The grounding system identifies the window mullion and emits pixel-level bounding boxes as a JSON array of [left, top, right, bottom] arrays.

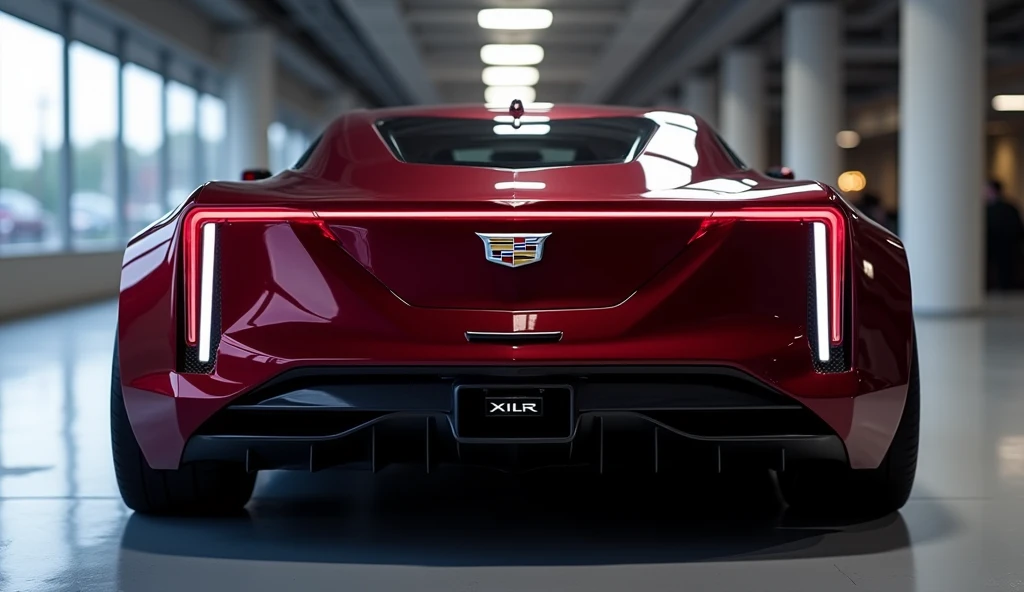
[[58, 1, 72, 252]]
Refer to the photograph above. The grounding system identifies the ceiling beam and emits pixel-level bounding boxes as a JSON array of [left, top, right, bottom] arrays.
[[275, 0, 410, 105], [616, 0, 790, 105], [334, 0, 439, 103], [576, 0, 700, 103], [276, 38, 343, 93]]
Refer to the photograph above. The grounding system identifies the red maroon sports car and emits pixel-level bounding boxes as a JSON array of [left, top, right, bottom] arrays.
[[112, 104, 917, 515]]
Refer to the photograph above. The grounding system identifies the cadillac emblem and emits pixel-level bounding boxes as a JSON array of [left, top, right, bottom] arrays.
[[475, 233, 551, 268]]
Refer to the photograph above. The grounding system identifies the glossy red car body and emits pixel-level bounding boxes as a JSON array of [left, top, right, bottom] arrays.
[[117, 104, 913, 473]]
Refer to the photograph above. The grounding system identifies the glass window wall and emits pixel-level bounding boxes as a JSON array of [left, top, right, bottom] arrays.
[[0, 13, 65, 255]]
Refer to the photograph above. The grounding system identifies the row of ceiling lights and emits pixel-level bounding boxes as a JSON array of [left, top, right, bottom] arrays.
[[477, 9, 552, 106]]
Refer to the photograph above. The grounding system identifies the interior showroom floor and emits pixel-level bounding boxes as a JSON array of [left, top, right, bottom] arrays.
[[0, 299, 1022, 591]]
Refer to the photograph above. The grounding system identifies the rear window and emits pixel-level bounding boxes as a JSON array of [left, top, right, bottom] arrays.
[[376, 116, 658, 169]]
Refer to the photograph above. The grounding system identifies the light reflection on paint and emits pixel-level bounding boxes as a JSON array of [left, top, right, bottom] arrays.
[[494, 181, 546, 190], [493, 124, 550, 136], [644, 182, 825, 201], [637, 154, 692, 191], [643, 111, 699, 131]]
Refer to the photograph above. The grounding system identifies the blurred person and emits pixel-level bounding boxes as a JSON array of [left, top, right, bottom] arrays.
[[985, 180, 1024, 291], [857, 192, 898, 234]]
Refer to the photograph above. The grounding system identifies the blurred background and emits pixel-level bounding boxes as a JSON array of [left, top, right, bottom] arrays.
[[0, 0, 1021, 317]]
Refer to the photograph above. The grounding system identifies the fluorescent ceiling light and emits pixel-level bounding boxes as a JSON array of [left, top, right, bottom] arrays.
[[493, 124, 551, 135], [495, 181, 546, 190], [478, 9, 553, 30], [482, 66, 540, 86], [486, 101, 553, 111], [485, 86, 537, 106], [481, 44, 545, 66], [993, 95, 1024, 111], [493, 115, 550, 123]]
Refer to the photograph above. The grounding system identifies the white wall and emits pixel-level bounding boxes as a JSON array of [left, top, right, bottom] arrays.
[[0, 251, 122, 320]]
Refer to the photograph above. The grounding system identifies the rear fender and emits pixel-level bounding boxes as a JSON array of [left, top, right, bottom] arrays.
[[799, 207, 913, 468]]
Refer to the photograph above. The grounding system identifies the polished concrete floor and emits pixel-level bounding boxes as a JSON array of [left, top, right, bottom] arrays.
[[1, 300, 1023, 591]]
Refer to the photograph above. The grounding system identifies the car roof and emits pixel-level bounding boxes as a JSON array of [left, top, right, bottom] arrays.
[[341, 103, 701, 123]]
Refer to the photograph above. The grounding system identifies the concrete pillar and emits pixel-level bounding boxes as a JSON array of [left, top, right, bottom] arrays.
[[783, 2, 843, 184], [719, 47, 767, 171], [899, 0, 985, 313], [223, 28, 276, 174], [683, 75, 717, 129]]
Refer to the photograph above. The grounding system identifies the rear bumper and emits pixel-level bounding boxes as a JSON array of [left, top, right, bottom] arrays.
[[118, 200, 915, 473], [165, 365, 860, 473]]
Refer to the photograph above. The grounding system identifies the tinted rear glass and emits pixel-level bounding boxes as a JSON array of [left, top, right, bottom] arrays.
[[376, 117, 658, 169]]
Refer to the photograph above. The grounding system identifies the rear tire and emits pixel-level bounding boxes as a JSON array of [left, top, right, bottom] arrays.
[[111, 340, 255, 515], [778, 339, 919, 517]]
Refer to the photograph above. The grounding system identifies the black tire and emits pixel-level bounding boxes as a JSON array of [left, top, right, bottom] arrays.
[[111, 340, 255, 515], [779, 339, 920, 517]]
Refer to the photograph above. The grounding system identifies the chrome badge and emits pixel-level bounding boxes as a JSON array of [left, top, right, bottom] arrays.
[[475, 233, 551, 268]]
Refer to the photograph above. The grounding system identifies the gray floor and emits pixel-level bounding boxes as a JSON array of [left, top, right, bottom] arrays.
[[1, 300, 1023, 591]]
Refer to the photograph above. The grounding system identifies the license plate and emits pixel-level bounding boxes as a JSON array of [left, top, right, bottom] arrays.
[[454, 385, 573, 440], [485, 396, 544, 417]]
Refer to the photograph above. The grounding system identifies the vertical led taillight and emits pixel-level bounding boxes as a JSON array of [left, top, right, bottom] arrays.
[[197, 222, 217, 363], [812, 222, 831, 362]]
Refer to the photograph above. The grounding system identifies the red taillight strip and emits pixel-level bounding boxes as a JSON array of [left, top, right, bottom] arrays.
[[181, 207, 845, 346]]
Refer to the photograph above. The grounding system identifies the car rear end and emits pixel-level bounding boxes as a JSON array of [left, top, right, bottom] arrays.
[[115, 106, 915, 510]]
